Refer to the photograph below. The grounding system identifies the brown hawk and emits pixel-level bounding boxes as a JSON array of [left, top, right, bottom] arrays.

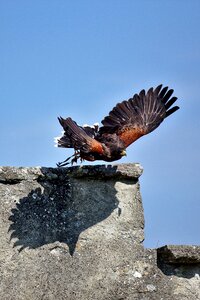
[[55, 85, 179, 166]]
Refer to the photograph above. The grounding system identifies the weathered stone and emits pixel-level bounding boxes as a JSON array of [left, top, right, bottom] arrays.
[[157, 245, 200, 296], [0, 164, 199, 300], [157, 245, 200, 264]]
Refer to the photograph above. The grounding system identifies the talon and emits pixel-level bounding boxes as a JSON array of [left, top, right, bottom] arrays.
[[56, 150, 81, 167]]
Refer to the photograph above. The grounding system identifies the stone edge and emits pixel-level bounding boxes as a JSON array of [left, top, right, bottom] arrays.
[[0, 163, 143, 182]]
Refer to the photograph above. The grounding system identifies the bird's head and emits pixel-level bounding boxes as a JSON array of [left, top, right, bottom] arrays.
[[120, 149, 127, 157]]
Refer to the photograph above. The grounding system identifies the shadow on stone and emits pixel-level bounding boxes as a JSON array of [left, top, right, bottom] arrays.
[[8, 169, 119, 256], [157, 245, 200, 279], [158, 262, 200, 279]]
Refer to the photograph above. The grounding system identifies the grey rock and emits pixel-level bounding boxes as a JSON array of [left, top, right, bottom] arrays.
[[157, 245, 200, 264], [0, 164, 199, 300]]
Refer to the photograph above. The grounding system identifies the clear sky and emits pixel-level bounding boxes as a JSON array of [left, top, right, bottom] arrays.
[[1, 0, 200, 248]]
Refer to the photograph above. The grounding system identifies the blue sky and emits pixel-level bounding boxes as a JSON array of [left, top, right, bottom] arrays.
[[1, 0, 200, 248]]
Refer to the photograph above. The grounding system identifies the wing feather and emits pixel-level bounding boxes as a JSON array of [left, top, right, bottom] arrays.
[[99, 85, 179, 148]]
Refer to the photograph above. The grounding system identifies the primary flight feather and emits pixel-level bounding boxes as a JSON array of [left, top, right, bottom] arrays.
[[55, 85, 179, 166]]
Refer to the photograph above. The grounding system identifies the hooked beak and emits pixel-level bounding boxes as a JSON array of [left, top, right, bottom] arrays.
[[121, 150, 127, 157]]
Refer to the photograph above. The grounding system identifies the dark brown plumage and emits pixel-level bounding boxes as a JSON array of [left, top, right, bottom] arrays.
[[55, 85, 179, 166]]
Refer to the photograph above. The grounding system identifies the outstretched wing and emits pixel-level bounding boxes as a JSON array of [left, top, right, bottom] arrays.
[[57, 117, 104, 154], [99, 85, 179, 147]]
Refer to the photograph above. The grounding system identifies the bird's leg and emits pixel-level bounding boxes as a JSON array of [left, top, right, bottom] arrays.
[[57, 150, 80, 167], [56, 155, 72, 167], [80, 157, 85, 163], [71, 150, 81, 165]]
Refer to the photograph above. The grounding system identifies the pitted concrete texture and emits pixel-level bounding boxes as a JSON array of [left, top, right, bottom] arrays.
[[0, 164, 199, 300]]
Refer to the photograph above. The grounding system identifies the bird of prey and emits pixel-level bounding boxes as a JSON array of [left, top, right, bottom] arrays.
[[55, 85, 179, 167]]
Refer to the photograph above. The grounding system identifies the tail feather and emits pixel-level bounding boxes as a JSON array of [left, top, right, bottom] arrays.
[[54, 132, 73, 148], [56, 117, 92, 151]]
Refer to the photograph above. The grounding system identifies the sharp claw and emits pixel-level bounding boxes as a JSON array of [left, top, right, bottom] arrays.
[[56, 150, 81, 167]]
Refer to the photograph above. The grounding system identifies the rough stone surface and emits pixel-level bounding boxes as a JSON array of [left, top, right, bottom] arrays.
[[157, 245, 200, 264], [0, 164, 199, 300]]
